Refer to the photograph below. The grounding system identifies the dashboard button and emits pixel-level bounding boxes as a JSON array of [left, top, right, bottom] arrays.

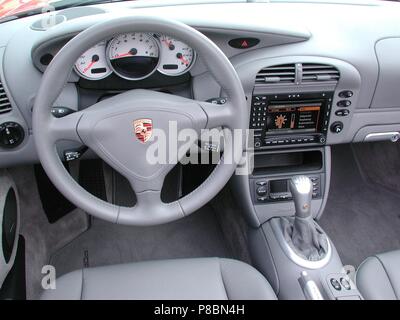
[[335, 109, 350, 116], [0, 122, 24, 149], [340, 278, 351, 290], [330, 121, 344, 134], [229, 38, 260, 49], [330, 278, 342, 291], [339, 90, 353, 98], [337, 100, 351, 108], [257, 186, 268, 196]]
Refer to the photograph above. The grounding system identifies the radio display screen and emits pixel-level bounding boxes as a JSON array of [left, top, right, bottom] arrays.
[[265, 102, 322, 135]]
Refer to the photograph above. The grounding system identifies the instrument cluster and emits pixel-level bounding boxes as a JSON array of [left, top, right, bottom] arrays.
[[74, 33, 196, 81]]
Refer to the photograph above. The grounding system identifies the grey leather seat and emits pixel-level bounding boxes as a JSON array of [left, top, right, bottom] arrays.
[[356, 250, 400, 300], [40, 257, 277, 300]]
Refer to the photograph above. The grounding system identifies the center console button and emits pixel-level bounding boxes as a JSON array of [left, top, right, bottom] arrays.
[[339, 90, 353, 98], [257, 186, 268, 196], [337, 100, 351, 108], [256, 181, 267, 186], [335, 109, 350, 116], [330, 278, 342, 291], [340, 278, 351, 290], [330, 121, 344, 134]]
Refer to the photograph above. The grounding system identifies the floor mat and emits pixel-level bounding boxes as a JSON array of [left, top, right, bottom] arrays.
[[319, 144, 400, 268], [50, 206, 233, 277], [9, 166, 88, 299]]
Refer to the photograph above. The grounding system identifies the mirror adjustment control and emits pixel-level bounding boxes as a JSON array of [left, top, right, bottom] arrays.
[[330, 121, 344, 134], [0, 122, 25, 148]]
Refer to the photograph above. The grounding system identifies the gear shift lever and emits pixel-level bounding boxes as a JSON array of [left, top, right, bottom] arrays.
[[289, 176, 313, 219], [280, 175, 329, 261]]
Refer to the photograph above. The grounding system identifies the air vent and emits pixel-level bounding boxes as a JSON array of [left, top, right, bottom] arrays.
[[0, 80, 12, 114], [255, 64, 296, 85], [301, 63, 340, 83]]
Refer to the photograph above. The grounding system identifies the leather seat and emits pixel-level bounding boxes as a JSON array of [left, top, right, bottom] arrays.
[[40, 258, 277, 300], [356, 250, 400, 300]]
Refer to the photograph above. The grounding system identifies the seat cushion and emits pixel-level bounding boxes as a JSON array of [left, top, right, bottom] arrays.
[[40, 257, 277, 300], [356, 250, 400, 300]]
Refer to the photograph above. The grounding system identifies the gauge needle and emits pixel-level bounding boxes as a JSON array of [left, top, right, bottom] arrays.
[[177, 54, 189, 65], [83, 55, 99, 73], [83, 61, 96, 73], [115, 48, 138, 59], [115, 52, 132, 58]]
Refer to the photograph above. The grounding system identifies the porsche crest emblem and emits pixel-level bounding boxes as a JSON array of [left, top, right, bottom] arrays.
[[133, 119, 152, 143]]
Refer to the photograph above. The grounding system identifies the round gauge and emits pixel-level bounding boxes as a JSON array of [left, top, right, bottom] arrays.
[[107, 33, 160, 80], [157, 35, 196, 76], [74, 41, 112, 80]]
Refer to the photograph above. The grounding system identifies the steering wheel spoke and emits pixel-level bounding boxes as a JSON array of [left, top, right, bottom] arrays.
[[47, 111, 84, 144], [197, 100, 235, 129]]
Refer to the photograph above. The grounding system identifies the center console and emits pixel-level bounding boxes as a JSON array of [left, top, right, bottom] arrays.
[[230, 62, 364, 299]]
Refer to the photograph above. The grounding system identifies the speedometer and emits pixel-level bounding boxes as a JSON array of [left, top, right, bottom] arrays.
[[157, 35, 196, 76], [74, 41, 112, 80], [107, 33, 160, 80]]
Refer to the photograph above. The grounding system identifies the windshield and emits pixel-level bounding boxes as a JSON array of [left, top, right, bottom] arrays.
[[1, 0, 53, 18], [0, 0, 119, 20], [0, 0, 397, 22]]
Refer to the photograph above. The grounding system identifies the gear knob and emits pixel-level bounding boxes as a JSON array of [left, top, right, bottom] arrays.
[[289, 176, 313, 218]]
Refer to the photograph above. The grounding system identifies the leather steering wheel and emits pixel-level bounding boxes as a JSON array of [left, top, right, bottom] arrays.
[[32, 16, 247, 226]]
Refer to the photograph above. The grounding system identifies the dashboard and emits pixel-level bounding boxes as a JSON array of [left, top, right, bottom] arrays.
[[1, 0, 400, 168]]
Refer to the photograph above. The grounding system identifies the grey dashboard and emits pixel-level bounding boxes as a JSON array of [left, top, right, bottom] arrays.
[[1, 0, 400, 167]]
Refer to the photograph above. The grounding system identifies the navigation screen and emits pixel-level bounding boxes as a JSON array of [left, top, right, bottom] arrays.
[[265, 102, 322, 134]]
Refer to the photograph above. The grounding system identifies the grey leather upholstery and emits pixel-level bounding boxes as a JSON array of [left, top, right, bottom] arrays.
[[356, 250, 400, 300], [40, 258, 277, 300]]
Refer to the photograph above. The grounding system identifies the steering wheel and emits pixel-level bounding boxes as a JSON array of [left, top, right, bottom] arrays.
[[32, 16, 248, 226]]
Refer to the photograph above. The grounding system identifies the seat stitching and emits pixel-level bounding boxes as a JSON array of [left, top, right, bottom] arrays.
[[355, 256, 374, 287], [217, 259, 230, 300], [375, 255, 399, 299], [80, 269, 84, 300]]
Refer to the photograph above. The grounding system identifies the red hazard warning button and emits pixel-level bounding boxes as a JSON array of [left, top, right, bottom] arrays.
[[228, 38, 260, 49]]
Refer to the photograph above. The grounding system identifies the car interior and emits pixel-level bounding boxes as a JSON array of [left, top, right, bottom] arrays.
[[1, 0, 400, 301]]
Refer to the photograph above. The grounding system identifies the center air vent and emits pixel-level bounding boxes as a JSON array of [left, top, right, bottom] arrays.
[[0, 80, 12, 114], [255, 64, 296, 85], [301, 63, 340, 83]]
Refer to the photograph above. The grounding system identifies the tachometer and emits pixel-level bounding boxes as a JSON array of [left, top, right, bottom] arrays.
[[107, 33, 159, 80], [74, 41, 111, 80], [157, 35, 196, 76]]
